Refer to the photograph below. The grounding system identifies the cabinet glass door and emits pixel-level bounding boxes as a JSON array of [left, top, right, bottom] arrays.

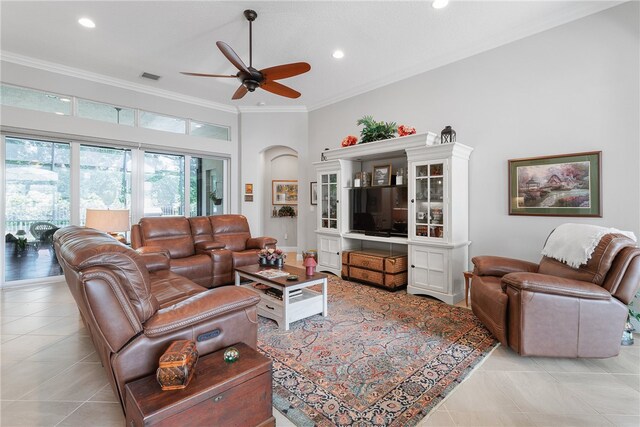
[[414, 162, 444, 239], [320, 172, 338, 230]]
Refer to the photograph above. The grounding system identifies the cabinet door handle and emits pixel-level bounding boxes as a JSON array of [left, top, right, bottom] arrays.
[[336, 200, 339, 203], [266, 305, 275, 310], [336, 252, 340, 255], [411, 264, 415, 268], [411, 199, 415, 203]]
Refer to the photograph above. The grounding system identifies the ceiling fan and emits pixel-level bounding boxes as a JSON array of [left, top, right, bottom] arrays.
[[181, 9, 311, 100]]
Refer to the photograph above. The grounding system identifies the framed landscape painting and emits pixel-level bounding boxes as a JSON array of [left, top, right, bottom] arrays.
[[272, 180, 298, 205], [508, 151, 601, 217]]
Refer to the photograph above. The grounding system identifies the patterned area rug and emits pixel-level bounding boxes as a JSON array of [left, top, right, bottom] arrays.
[[257, 277, 497, 427]]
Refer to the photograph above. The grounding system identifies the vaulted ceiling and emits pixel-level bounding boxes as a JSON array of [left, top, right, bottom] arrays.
[[0, 1, 621, 110]]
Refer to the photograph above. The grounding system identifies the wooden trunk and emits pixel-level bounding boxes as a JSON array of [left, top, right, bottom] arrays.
[[342, 250, 408, 290], [125, 343, 275, 427]]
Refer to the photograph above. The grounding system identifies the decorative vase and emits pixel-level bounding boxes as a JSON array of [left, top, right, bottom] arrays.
[[259, 257, 267, 266], [268, 259, 276, 266], [275, 258, 284, 268]]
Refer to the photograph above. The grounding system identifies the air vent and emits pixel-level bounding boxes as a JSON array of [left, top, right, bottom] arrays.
[[140, 72, 161, 81]]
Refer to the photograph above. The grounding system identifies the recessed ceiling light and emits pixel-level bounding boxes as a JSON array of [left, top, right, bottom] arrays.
[[432, 0, 449, 9], [78, 17, 96, 28], [60, 98, 71, 103], [332, 50, 345, 59]]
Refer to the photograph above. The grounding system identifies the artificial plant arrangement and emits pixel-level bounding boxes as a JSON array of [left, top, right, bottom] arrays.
[[277, 205, 296, 217], [398, 124, 416, 136], [356, 115, 397, 143]]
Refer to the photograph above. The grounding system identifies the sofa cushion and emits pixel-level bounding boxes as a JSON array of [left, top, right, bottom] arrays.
[[189, 216, 214, 245], [139, 217, 195, 259], [149, 270, 207, 308], [170, 254, 213, 287], [538, 233, 636, 285], [209, 215, 251, 252]]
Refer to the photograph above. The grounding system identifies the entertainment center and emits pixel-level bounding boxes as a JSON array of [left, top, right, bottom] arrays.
[[313, 132, 473, 304]]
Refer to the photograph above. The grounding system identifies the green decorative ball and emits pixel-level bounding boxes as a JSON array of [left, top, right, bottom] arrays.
[[223, 347, 240, 363]]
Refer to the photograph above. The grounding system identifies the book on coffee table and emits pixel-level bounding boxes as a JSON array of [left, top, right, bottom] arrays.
[[253, 269, 290, 279]]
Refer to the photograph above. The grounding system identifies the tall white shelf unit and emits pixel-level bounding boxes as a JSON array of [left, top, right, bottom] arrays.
[[314, 132, 473, 304]]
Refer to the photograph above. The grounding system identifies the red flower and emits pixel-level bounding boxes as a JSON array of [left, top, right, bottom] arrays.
[[398, 125, 416, 137], [341, 135, 358, 147]]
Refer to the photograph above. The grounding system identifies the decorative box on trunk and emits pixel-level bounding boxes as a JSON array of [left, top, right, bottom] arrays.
[[156, 340, 199, 391]]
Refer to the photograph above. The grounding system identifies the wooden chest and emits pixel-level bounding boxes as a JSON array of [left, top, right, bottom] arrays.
[[342, 250, 408, 290], [125, 343, 275, 427]]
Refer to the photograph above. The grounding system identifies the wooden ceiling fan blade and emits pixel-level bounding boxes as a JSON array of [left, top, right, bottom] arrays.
[[180, 72, 237, 78], [232, 85, 249, 100], [216, 41, 250, 74], [261, 81, 301, 99], [261, 62, 311, 81]]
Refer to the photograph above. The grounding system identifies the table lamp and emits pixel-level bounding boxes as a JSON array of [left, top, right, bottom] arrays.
[[85, 209, 130, 243]]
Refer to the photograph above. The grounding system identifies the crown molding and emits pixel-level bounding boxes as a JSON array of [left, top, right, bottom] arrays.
[[0, 51, 239, 114], [308, 1, 623, 111], [237, 105, 308, 114]]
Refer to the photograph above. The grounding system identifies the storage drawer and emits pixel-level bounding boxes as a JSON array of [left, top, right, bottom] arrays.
[[349, 266, 385, 285], [350, 253, 385, 272]]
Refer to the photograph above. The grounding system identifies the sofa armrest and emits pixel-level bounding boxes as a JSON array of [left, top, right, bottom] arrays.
[[143, 286, 260, 337], [195, 240, 226, 252], [246, 236, 277, 250], [472, 256, 539, 277], [136, 246, 170, 272], [502, 272, 611, 300]]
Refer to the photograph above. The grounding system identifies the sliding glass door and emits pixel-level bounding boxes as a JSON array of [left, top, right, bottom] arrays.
[[144, 152, 184, 217], [4, 137, 70, 282]]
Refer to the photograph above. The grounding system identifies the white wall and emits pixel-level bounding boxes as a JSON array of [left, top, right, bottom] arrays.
[[308, 2, 640, 265], [239, 110, 309, 252]]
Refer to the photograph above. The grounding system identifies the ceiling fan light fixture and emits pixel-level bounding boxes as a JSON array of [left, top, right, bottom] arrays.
[[78, 17, 96, 28], [332, 50, 345, 59], [432, 0, 449, 9], [244, 80, 260, 92]]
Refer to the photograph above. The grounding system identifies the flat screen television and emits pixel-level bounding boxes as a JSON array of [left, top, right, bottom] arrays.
[[349, 186, 408, 237]]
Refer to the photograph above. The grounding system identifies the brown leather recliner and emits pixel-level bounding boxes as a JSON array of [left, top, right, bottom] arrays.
[[471, 233, 640, 358], [54, 226, 260, 412], [130, 215, 276, 287]]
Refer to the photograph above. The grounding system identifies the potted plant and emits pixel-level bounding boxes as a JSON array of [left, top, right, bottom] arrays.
[[278, 205, 296, 217], [623, 291, 640, 345], [356, 115, 397, 143], [258, 248, 286, 267], [209, 190, 223, 206]]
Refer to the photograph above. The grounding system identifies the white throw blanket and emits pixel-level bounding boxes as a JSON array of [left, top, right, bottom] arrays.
[[541, 223, 637, 268]]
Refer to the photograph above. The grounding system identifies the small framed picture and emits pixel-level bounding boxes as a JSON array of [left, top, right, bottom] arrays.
[[244, 194, 253, 202], [372, 164, 392, 186], [272, 180, 298, 205], [310, 182, 318, 205], [245, 183, 253, 195]]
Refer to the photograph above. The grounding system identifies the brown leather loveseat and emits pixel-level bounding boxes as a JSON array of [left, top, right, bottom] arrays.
[[54, 226, 260, 412], [471, 232, 640, 358], [131, 214, 276, 287]]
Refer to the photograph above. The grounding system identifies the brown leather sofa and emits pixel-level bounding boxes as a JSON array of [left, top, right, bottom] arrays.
[[471, 233, 640, 358], [54, 226, 260, 412], [130, 215, 276, 287]]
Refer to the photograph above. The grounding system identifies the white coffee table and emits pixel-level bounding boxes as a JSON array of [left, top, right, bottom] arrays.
[[234, 264, 328, 331]]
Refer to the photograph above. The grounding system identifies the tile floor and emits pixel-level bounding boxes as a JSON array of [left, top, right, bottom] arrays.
[[1, 277, 638, 426]]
